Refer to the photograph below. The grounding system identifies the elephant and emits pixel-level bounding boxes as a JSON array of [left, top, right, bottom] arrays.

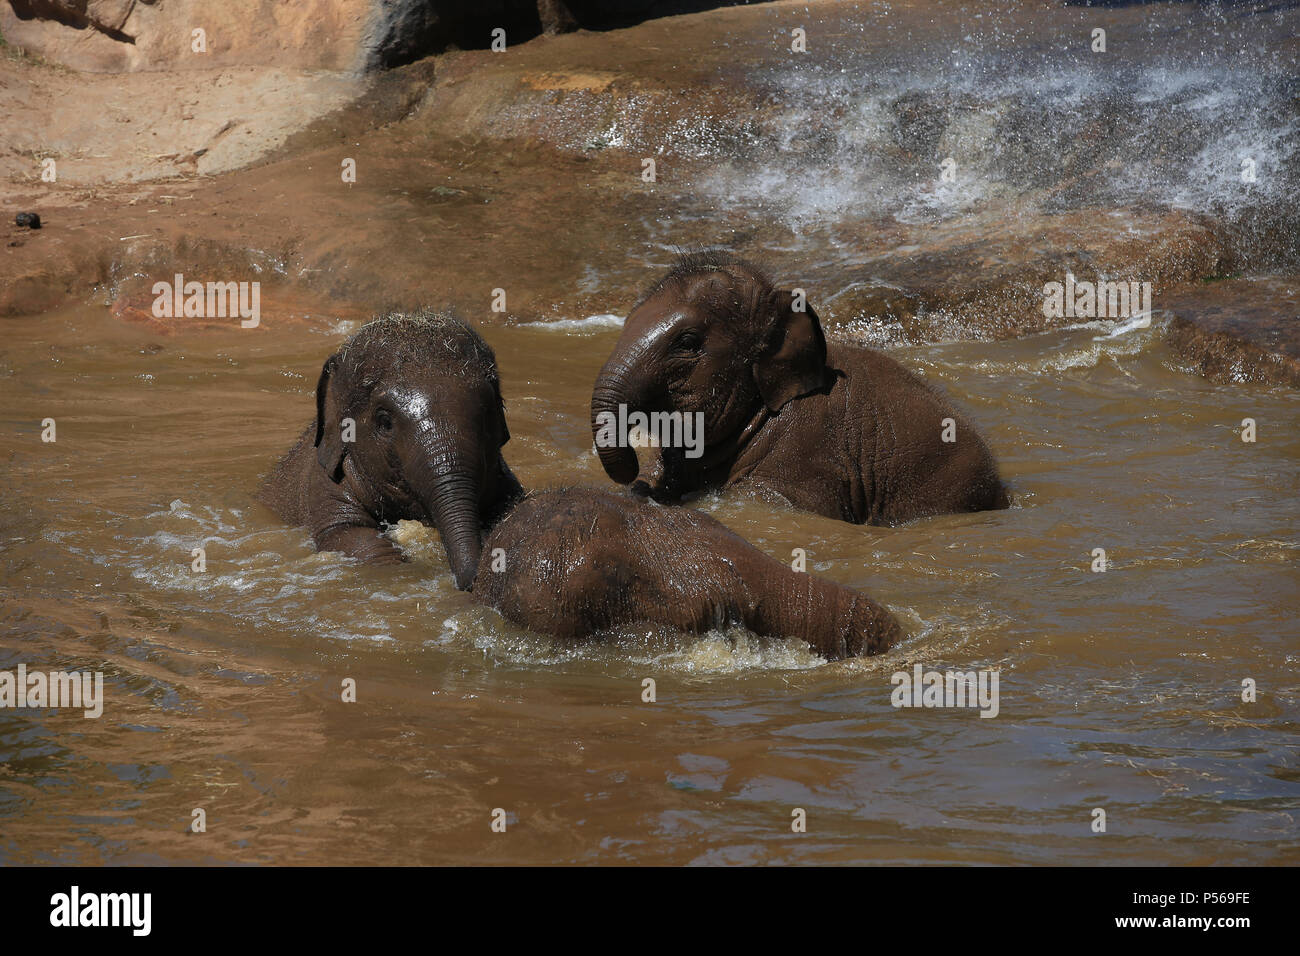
[[590, 251, 1010, 524], [477, 487, 900, 659], [257, 310, 524, 589], [260, 311, 901, 659]]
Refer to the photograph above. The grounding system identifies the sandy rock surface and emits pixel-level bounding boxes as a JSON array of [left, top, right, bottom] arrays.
[[2, 0, 1296, 385]]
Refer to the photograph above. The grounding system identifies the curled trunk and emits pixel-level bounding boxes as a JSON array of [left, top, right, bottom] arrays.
[[590, 381, 640, 484], [591, 345, 662, 485]]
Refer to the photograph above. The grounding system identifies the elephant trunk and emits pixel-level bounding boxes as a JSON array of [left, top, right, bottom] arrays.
[[750, 571, 900, 660], [590, 351, 658, 485], [406, 437, 485, 591]]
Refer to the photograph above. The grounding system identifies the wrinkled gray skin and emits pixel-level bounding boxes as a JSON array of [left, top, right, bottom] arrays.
[[591, 251, 1009, 524], [257, 312, 523, 590], [260, 312, 900, 659]]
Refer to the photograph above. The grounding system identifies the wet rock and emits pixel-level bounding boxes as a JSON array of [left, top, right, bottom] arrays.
[[891, 92, 948, 159], [819, 281, 920, 331], [1161, 277, 1300, 388], [2, 0, 1295, 392]]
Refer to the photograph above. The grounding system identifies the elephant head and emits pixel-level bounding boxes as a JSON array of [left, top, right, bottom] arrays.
[[591, 251, 829, 491], [313, 311, 520, 589]]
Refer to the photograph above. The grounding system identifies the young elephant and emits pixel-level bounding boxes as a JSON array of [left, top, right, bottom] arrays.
[[477, 487, 900, 660], [591, 251, 1009, 524], [258, 311, 524, 589], [260, 312, 900, 659]]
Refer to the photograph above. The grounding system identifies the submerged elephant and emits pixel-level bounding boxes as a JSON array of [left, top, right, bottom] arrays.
[[591, 251, 1009, 524], [260, 312, 900, 659], [477, 486, 899, 659]]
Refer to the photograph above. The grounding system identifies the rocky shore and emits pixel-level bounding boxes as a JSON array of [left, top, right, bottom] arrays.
[[2, 0, 1296, 386]]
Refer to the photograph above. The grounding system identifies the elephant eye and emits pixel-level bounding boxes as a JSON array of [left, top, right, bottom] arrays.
[[374, 408, 394, 433], [675, 330, 704, 352]]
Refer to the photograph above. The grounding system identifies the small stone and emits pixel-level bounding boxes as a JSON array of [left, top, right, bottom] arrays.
[[15, 212, 41, 229]]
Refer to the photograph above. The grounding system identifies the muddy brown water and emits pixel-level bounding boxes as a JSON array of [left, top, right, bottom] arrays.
[[1, 293, 1295, 865]]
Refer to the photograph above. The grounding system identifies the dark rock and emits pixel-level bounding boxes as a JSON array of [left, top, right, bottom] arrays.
[[15, 213, 42, 229], [362, 0, 764, 70], [1162, 277, 1300, 388]]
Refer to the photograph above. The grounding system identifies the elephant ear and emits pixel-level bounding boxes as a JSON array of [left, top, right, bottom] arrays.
[[752, 289, 829, 413], [313, 353, 347, 482], [493, 378, 511, 447]]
